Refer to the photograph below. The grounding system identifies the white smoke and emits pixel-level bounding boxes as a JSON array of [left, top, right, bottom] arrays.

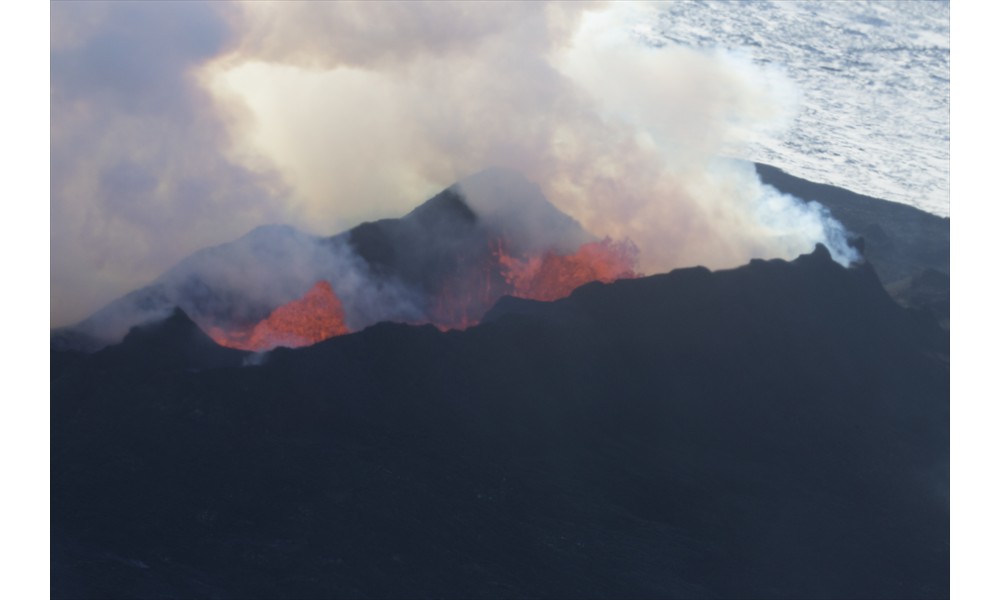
[[51, 1, 860, 330], [209, 1, 858, 274]]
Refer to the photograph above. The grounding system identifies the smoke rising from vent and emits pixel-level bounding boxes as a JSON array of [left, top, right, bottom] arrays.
[[51, 1, 857, 329]]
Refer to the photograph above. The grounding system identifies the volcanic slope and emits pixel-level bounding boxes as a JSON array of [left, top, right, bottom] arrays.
[[755, 162, 949, 325], [53, 164, 952, 350], [51, 245, 949, 599], [51, 168, 594, 351]]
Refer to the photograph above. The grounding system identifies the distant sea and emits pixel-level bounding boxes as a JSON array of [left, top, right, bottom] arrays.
[[637, 0, 950, 217]]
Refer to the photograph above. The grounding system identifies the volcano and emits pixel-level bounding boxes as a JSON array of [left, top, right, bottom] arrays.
[[754, 163, 950, 326], [52, 168, 637, 351], [51, 167, 948, 599], [51, 241, 948, 599], [52, 164, 950, 353]]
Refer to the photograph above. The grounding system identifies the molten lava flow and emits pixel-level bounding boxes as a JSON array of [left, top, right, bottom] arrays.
[[209, 281, 350, 351], [422, 237, 640, 331], [206, 238, 640, 348], [498, 237, 640, 302]]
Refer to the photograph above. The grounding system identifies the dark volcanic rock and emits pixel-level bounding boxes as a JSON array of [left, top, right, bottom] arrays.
[[53, 169, 591, 351], [108, 308, 247, 372], [334, 168, 592, 325], [755, 163, 949, 328], [755, 162, 949, 284], [55, 164, 951, 350], [886, 268, 951, 326], [51, 246, 949, 599]]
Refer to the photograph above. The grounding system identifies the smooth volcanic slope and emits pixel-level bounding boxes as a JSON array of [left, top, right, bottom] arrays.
[[51, 245, 948, 599]]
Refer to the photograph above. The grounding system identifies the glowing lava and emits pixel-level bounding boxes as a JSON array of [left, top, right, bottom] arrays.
[[209, 281, 350, 351], [207, 238, 639, 349], [497, 237, 640, 302]]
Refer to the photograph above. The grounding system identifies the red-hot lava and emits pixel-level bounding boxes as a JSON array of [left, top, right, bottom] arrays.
[[208, 238, 639, 349], [208, 280, 350, 351], [425, 237, 639, 330], [497, 237, 639, 302]]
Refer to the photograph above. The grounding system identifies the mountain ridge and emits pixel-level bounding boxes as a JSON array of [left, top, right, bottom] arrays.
[[52, 169, 592, 350], [52, 241, 949, 599], [52, 163, 950, 350]]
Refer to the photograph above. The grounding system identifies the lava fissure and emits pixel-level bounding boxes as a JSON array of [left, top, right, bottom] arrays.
[[208, 238, 639, 350], [209, 280, 350, 351]]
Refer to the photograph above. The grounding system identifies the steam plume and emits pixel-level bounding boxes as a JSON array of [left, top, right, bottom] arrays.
[[51, 1, 857, 328]]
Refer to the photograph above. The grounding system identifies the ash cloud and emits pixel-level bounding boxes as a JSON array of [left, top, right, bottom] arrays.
[[50, 1, 290, 327], [51, 1, 858, 329]]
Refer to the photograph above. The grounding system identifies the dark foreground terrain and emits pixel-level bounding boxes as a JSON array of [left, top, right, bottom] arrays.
[[755, 163, 950, 326], [51, 243, 948, 599]]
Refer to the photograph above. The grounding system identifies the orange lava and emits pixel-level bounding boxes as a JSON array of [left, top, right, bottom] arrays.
[[426, 237, 639, 331], [498, 237, 640, 302], [208, 280, 350, 351], [207, 238, 639, 349]]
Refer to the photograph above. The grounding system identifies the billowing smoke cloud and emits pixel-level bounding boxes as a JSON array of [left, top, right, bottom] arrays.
[[51, 1, 857, 329], [210, 1, 856, 269], [50, 1, 289, 327]]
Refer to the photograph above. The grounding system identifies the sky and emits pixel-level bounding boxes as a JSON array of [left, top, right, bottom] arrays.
[[50, 0, 860, 328]]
